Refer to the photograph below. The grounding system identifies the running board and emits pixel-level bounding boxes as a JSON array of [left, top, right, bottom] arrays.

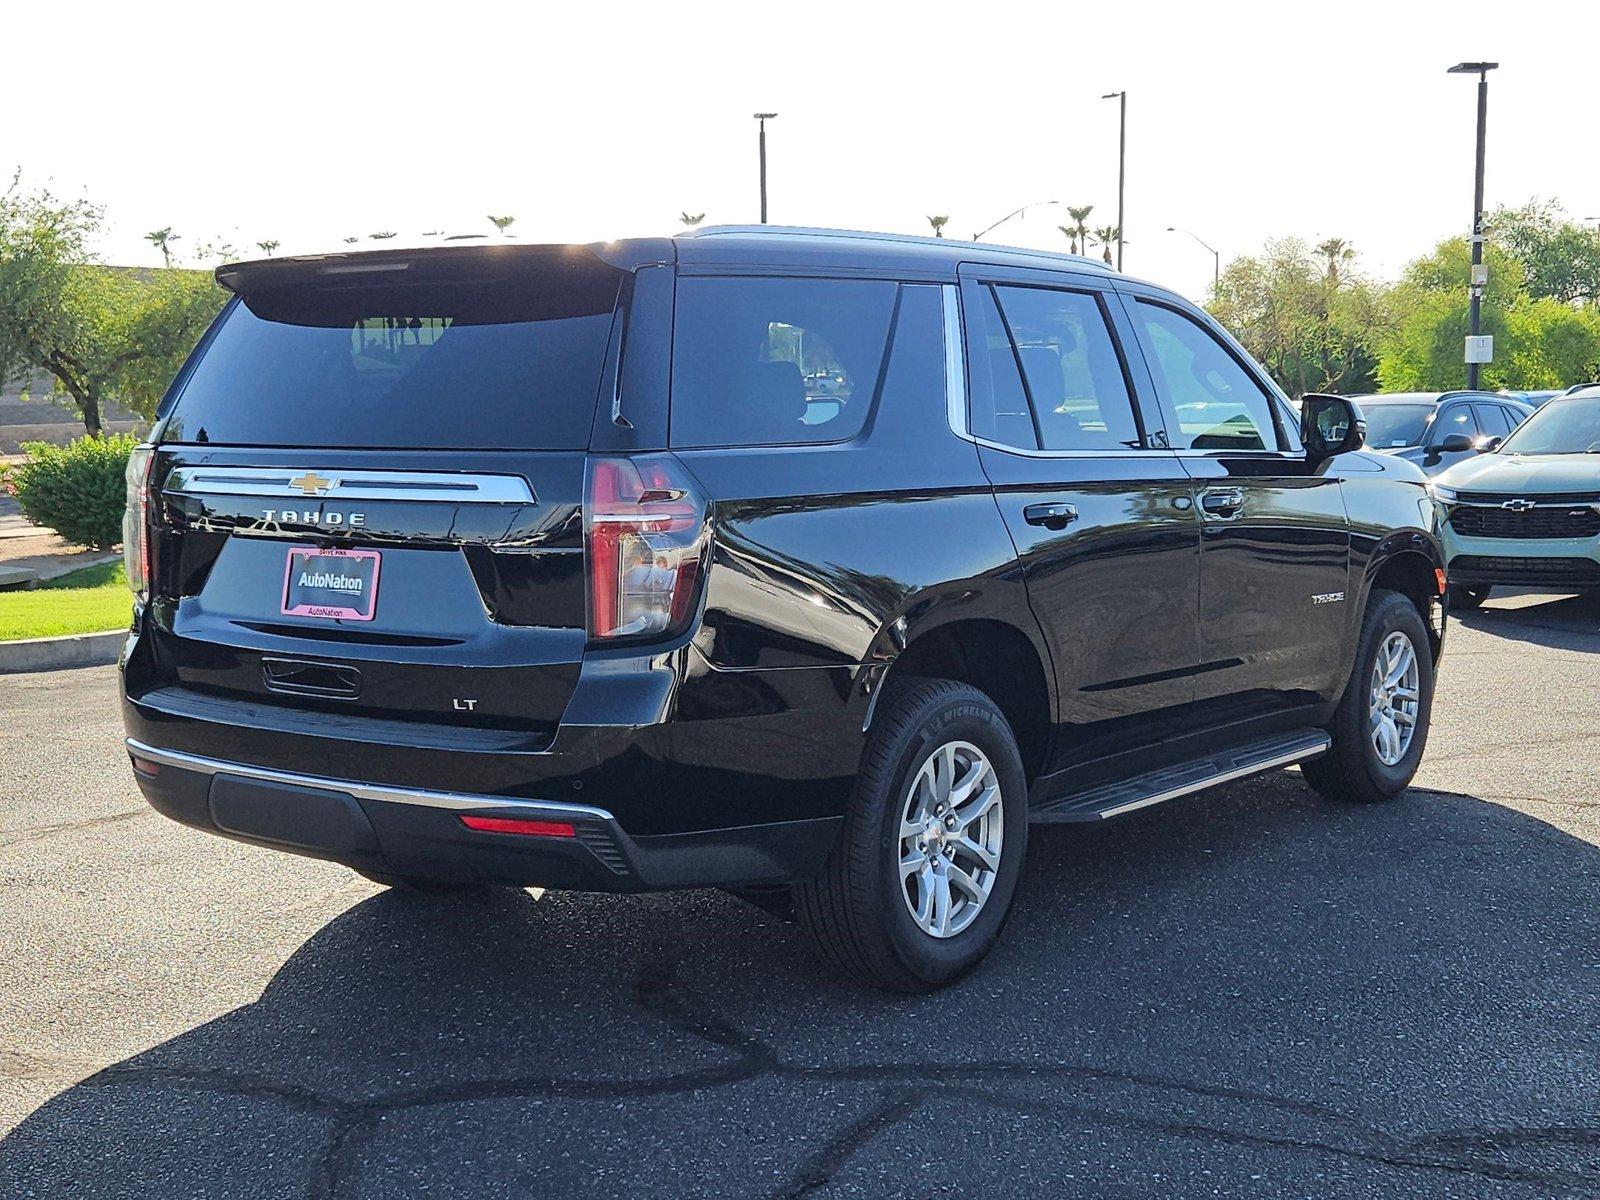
[[1029, 729, 1332, 824]]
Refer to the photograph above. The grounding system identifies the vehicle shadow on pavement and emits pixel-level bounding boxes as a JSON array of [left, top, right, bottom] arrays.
[[1453, 591, 1600, 653], [2, 774, 1597, 1199]]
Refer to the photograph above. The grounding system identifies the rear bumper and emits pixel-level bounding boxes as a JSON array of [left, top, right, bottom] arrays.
[[127, 738, 841, 891]]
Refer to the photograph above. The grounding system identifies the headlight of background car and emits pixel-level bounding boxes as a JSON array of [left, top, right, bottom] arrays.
[[1426, 483, 1457, 502]]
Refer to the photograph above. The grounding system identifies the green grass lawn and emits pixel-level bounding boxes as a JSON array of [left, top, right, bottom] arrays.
[[0, 560, 132, 641]]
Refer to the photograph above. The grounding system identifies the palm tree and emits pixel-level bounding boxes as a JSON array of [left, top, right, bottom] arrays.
[[487, 215, 516, 235], [145, 227, 179, 267], [1092, 226, 1120, 265], [1066, 206, 1094, 256], [256, 239, 280, 257], [927, 215, 950, 238], [368, 231, 398, 240], [342, 236, 360, 245], [1316, 238, 1354, 283], [679, 212, 705, 228], [1058, 224, 1077, 254]]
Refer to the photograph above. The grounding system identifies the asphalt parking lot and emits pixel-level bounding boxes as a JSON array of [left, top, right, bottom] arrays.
[[1, 593, 1597, 1199]]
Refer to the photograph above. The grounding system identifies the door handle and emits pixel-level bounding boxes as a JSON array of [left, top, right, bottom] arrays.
[[1023, 502, 1078, 530], [1200, 488, 1245, 517]]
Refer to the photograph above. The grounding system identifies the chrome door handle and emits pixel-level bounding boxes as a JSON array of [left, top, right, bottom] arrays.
[[1023, 502, 1079, 530], [1200, 488, 1244, 517]]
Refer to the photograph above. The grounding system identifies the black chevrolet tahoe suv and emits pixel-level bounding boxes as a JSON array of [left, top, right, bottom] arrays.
[[121, 227, 1447, 990]]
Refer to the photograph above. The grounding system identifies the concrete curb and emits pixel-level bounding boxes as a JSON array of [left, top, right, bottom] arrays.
[[0, 630, 124, 674]]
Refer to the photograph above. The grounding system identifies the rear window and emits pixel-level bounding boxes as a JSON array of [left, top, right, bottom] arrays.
[[163, 253, 623, 449], [670, 276, 897, 448]]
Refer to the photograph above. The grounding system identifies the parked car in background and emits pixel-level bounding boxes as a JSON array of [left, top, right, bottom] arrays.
[[1499, 389, 1562, 408], [119, 227, 1447, 991], [1432, 386, 1600, 607], [1349, 391, 1532, 475]]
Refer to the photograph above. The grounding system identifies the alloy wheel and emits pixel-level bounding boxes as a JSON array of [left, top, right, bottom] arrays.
[[1369, 630, 1420, 767], [897, 740, 1004, 938]]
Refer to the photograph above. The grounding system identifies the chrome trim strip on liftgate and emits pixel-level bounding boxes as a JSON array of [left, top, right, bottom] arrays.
[[1096, 735, 1332, 820], [163, 466, 535, 504], [125, 738, 615, 820]]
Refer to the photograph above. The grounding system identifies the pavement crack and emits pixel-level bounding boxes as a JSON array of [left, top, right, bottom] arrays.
[[766, 1088, 923, 1199], [0, 807, 149, 850]]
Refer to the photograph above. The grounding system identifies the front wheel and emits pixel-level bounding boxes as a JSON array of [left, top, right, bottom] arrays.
[[1302, 590, 1435, 804], [1447, 583, 1490, 610], [795, 679, 1028, 992]]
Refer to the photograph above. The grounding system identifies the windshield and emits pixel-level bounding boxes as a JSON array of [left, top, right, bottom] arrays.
[[1360, 403, 1433, 449], [1498, 395, 1600, 455]]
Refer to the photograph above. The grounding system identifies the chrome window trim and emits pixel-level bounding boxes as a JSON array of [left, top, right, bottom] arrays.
[[942, 284, 967, 439], [163, 467, 535, 504], [125, 738, 615, 820]]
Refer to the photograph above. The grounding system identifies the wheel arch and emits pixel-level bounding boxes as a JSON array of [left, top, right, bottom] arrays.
[[868, 615, 1056, 785], [1361, 532, 1445, 661]]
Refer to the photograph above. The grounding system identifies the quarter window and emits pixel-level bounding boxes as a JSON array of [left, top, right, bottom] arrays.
[[1133, 301, 1281, 451], [670, 277, 897, 448]]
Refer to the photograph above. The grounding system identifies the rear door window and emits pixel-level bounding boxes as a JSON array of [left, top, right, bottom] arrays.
[[670, 277, 897, 448], [164, 253, 624, 449], [992, 286, 1142, 451], [1473, 403, 1512, 437]]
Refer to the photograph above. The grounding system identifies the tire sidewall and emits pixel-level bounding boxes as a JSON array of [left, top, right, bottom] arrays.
[[1350, 595, 1434, 794], [868, 690, 1028, 985]]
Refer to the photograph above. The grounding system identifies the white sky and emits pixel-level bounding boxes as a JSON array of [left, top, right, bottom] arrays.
[[10, 0, 1599, 303]]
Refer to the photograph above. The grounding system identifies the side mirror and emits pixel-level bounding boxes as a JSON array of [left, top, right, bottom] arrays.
[[1438, 432, 1475, 453], [1300, 394, 1366, 465], [1479, 435, 1502, 453]]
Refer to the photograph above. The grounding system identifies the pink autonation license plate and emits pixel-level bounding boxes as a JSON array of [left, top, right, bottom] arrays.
[[281, 546, 381, 621]]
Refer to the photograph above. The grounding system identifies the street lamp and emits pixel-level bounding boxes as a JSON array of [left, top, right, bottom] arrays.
[[971, 200, 1060, 242], [1101, 91, 1127, 269], [1166, 227, 1220, 292], [1447, 61, 1498, 390], [753, 113, 778, 224]]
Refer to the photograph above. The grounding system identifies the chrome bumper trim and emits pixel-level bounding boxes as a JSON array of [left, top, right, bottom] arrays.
[[124, 738, 615, 821]]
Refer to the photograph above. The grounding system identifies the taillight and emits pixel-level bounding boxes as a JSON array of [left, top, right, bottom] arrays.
[[122, 445, 155, 601], [585, 455, 709, 643]]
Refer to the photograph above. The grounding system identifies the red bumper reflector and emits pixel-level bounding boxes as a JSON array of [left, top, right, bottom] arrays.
[[129, 755, 160, 777], [459, 815, 576, 838], [1435, 568, 1447, 595]]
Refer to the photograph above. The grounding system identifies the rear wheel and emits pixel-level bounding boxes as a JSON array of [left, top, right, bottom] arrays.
[[1302, 590, 1434, 804], [795, 679, 1028, 992], [1447, 583, 1490, 610]]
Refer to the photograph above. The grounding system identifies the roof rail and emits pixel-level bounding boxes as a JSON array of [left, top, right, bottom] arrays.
[[679, 224, 1115, 272]]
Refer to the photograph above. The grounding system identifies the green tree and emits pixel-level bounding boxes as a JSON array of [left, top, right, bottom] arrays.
[[1377, 236, 1600, 390], [255, 239, 280, 256], [1091, 225, 1120, 265], [680, 212, 705, 228], [1488, 201, 1600, 304], [1065, 205, 1093, 255], [926, 215, 949, 238], [0, 183, 226, 435], [144, 227, 179, 267], [1210, 237, 1390, 397], [487, 215, 516, 235]]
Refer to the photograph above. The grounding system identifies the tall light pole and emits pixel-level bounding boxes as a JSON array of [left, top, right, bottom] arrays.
[[753, 113, 778, 224], [1167, 227, 1220, 293], [1102, 91, 1126, 269], [971, 200, 1060, 242], [1448, 62, 1497, 390]]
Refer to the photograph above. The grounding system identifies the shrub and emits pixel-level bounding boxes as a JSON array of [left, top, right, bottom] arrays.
[[4, 434, 138, 549]]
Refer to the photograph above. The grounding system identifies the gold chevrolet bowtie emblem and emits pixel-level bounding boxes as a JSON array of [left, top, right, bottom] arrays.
[[289, 471, 335, 496]]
